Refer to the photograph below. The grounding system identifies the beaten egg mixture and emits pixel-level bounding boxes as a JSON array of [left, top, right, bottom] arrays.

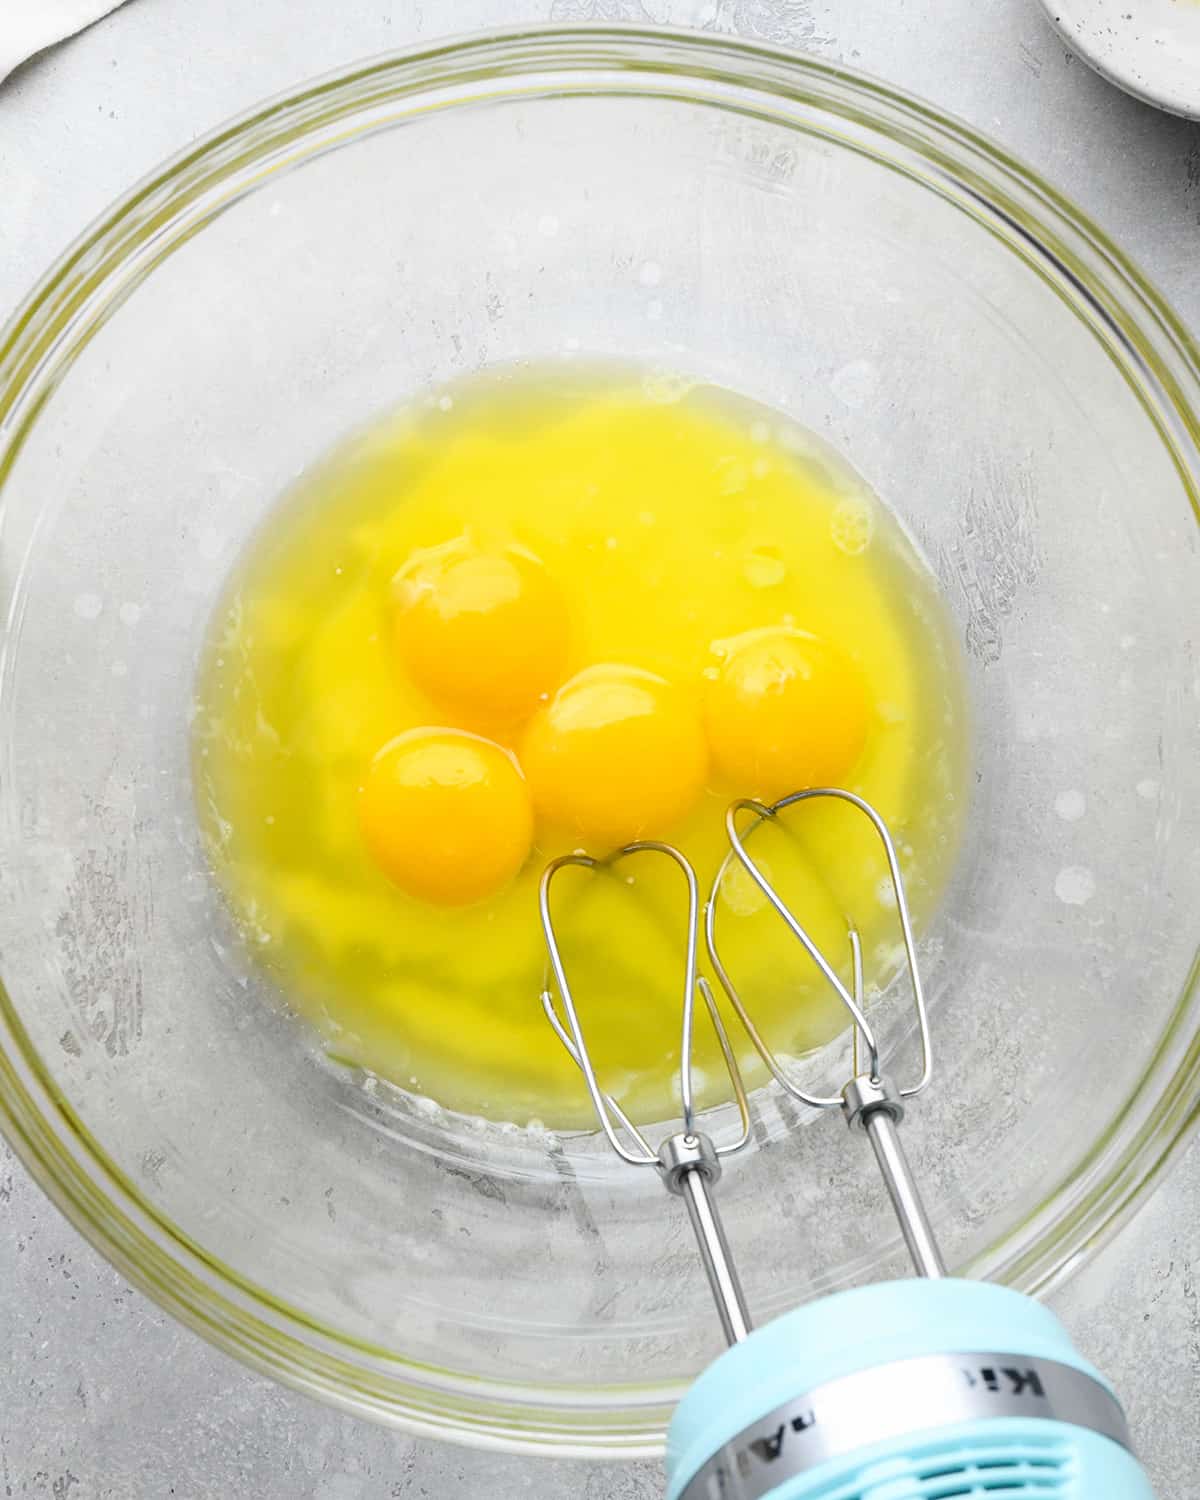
[[195, 367, 966, 1126]]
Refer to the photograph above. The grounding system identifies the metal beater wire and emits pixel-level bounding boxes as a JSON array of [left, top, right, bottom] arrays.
[[706, 788, 933, 1105], [540, 995, 657, 1161], [540, 841, 750, 1161]]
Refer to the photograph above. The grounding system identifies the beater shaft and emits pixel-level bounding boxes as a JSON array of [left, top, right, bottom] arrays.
[[863, 1110, 945, 1279], [681, 1171, 751, 1344], [657, 1130, 752, 1344]]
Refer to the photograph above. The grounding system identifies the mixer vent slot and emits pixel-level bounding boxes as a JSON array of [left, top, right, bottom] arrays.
[[851, 1438, 1073, 1499]]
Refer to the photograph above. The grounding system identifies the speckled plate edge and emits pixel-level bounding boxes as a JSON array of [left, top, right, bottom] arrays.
[[1040, 0, 1200, 119]]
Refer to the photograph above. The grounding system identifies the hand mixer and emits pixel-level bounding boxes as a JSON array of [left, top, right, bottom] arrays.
[[540, 790, 1156, 1500]]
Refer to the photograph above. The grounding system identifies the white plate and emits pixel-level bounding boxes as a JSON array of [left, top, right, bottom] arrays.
[[1041, 0, 1200, 118]]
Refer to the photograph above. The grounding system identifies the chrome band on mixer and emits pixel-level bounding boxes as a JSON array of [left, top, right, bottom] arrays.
[[676, 1352, 1132, 1500]]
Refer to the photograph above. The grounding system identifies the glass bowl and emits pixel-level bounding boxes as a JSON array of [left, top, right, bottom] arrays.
[[1, 27, 1198, 1458]]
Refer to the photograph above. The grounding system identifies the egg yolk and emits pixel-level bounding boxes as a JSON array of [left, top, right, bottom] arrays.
[[521, 664, 708, 847], [358, 728, 533, 905], [704, 627, 870, 801], [392, 539, 568, 723]]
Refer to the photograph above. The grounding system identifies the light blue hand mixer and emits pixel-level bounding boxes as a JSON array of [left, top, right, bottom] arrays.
[[540, 790, 1156, 1500]]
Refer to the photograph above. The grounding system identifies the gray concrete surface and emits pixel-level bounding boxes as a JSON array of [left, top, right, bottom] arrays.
[[2, 1, 1198, 1495]]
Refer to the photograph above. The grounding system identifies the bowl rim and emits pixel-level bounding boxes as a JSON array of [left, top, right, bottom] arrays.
[[1, 22, 1199, 1457]]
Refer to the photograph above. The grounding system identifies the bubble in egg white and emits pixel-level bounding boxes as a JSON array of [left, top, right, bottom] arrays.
[[717, 459, 749, 496], [831, 497, 874, 556], [720, 859, 773, 917], [675, 1067, 709, 1101], [742, 547, 786, 589], [641, 370, 693, 404], [874, 941, 904, 971]]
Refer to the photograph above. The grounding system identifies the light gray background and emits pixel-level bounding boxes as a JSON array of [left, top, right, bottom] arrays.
[[2, 2, 1198, 1496]]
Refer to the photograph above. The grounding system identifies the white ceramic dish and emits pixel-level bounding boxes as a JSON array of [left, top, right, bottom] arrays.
[[1041, 0, 1200, 119]]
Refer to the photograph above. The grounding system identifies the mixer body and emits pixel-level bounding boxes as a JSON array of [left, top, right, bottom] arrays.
[[666, 1280, 1155, 1500]]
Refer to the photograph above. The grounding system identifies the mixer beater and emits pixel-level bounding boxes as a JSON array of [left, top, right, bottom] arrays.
[[541, 840, 754, 1345], [707, 789, 944, 1281], [540, 791, 1155, 1500]]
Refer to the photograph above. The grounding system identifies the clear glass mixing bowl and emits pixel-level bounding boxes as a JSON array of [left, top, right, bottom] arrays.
[[1, 28, 1198, 1458]]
